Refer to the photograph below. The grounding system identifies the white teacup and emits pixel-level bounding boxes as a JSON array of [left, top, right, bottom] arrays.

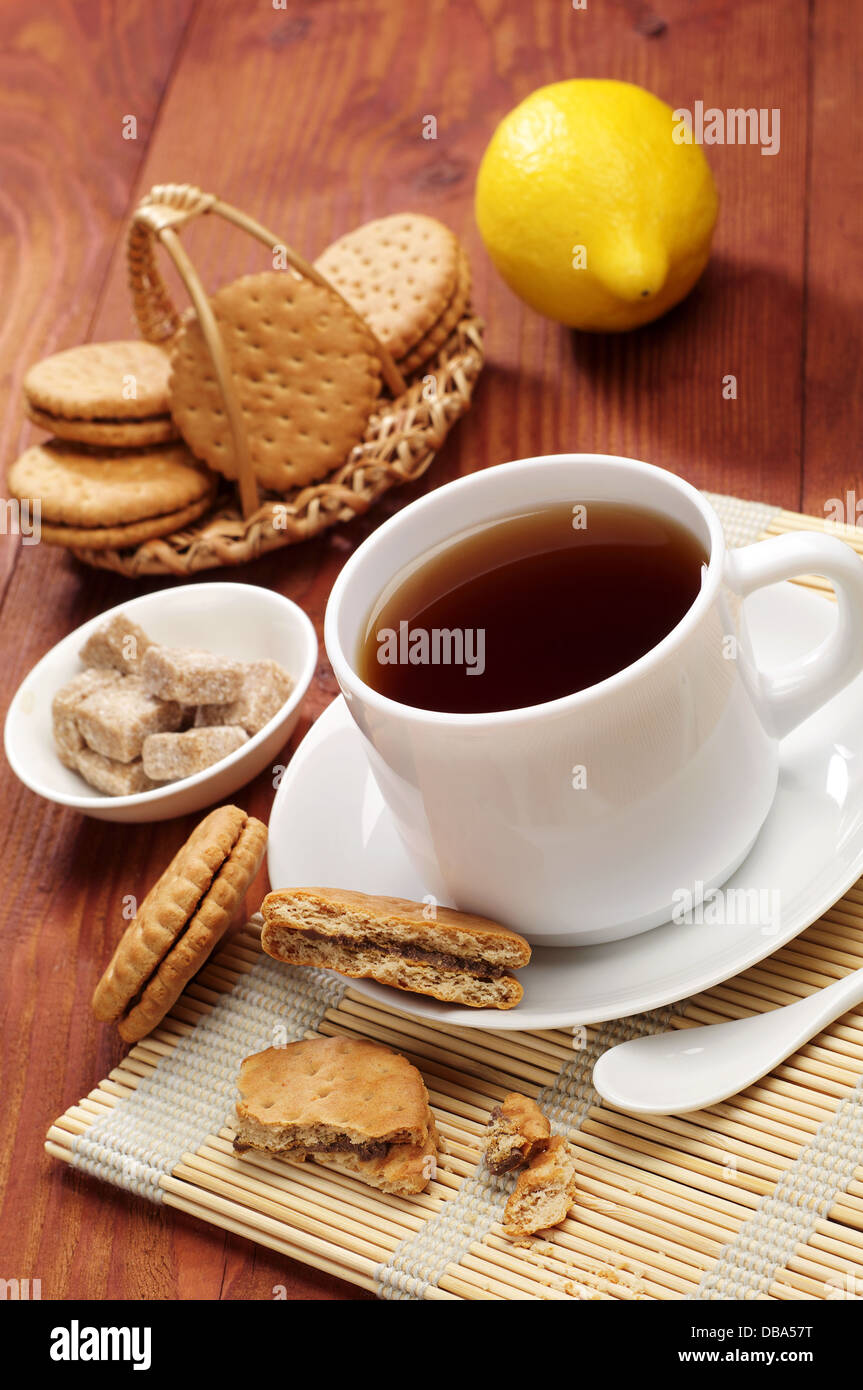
[[325, 455, 863, 946]]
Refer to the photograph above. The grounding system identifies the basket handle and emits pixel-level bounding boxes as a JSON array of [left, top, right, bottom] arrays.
[[128, 183, 406, 520]]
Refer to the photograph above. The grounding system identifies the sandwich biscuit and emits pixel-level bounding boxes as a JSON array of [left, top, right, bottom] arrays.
[[260, 886, 531, 1009], [23, 340, 178, 445], [92, 805, 267, 1041], [484, 1092, 551, 1175]]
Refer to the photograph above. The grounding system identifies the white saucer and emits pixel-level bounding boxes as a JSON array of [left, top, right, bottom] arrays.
[[268, 581, 863, 1029]]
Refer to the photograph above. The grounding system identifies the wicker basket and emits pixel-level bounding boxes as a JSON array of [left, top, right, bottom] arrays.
[[71, 184, 484, 577]]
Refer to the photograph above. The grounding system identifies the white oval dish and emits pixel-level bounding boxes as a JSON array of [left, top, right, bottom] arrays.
[[4, 582, 317, 823]]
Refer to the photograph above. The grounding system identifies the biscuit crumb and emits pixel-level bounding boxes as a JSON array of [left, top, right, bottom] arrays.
[[503, 1137, 577, 1238], [483, 1092, 550, 1175]]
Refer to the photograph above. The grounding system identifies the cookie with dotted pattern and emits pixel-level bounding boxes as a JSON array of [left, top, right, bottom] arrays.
[[23, 340, 178, 444], [168, 271, 382, 492], [400, 247, 472, 374], [8, 440, 213, 524], [314, 214, 461, 362]]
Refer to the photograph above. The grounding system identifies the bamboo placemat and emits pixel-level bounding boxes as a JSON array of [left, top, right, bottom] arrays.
[[46, 497, 863, 1301]]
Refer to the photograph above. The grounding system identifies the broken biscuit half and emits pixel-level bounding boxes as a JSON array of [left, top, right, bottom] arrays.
[[233, 1036, 438, 1196], [312, 1114, 439, 1196], [260, 887, 531, 1009]]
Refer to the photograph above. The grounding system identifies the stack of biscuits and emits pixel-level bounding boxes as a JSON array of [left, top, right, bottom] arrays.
[[9, 342, 217, 549], [6, 211, 472, 554], [315, 213, 471, 377]]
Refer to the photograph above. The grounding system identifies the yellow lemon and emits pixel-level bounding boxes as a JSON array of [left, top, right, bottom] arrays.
[[475, 79, 718, 332]]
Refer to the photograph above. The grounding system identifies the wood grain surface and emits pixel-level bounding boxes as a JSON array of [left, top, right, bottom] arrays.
[[1, 0, 860, 1301]]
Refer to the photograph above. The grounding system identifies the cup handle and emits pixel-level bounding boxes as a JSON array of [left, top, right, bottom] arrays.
[[724, 531, 863, 738]]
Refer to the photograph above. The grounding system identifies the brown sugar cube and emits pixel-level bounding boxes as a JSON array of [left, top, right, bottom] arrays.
[[195, 659, 295, 735], [79, 612, 154, 676], [484, 1093, 551, 1175], [52, 668, 123, 769], [142, 644, 245, 705], [142, 725, 248, 781], [76, 675, 183, 763], [75, 748, 157, 797]]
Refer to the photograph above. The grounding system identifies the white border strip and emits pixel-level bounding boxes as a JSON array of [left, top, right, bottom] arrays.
[[70, 917, 347, 1202], [694, 1077, 863, 1299]]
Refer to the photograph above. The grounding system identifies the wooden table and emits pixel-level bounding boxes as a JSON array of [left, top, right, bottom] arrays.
[[1, 0, 860, 1301]]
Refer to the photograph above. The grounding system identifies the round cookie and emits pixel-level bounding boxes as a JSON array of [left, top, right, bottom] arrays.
[[24, 340, 173, 421], [26, 404, 178, 448], [400, 248, 472, 374], [41, 492, 216, 550], [92, 805, 268, 1042], [314, 214, 461, 361], [8, 440, 216, 527], [169, 271, 383, 493]]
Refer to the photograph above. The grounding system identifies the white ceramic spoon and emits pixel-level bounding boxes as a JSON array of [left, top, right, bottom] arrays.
[[592, 967, 863, 1115]]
